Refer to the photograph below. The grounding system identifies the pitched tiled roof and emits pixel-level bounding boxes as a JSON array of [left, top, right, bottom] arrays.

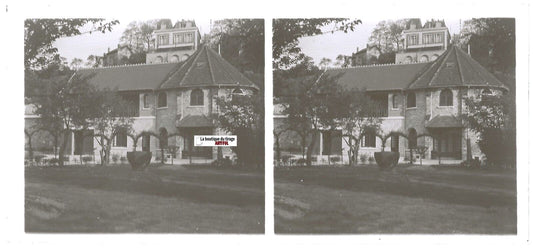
[[76, 63, 181, 91], [74, 45, 257, 92], [325, 63, 430, 91], [160, 45, 257, 89], [408, 46, 507, 90], [426, 115, 463, 128], [176, 115, 214, 128]]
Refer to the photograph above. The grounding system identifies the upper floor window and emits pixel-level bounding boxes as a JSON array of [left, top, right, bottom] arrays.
[[407, 92, 416, 108], [407, 35, 419, 46], [158, 92, 167, 108], [143, 94, 149, 109], [392, 94, 399, 109], [435, 32, 443, 43], [439, 89, 453, 106], [174, 33, 184, 44], [185, 33, 194, 43], [190, 89, 204, 106], [158, 34, 169, 46]]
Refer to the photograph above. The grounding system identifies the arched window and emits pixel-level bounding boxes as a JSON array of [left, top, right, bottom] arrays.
[[439, 89, 453, 106], [190, 89, 204, 106], [392, 94, 399, 109], [232, 88, 244, 95], [407, 92, 416, 108], [155, 56, 163, 63], [481, 89, 493, 100], [159, 128, 168, 149], [404, 56, 413, 64], [408, 128, 417, 149], [170, 55, 179, 63], [157, 92, 167, 108], [419, 55, 429, 62]]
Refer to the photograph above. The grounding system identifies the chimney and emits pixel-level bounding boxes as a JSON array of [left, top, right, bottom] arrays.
[[108, 47, 110, 52], [357, 47, 359, 52]]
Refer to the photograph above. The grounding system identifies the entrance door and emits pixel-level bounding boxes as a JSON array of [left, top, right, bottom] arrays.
[[391, 134, 399, 152], [434, 129, 461, 159], [142, 134, 150, 152], [182, 127, 213, 158]]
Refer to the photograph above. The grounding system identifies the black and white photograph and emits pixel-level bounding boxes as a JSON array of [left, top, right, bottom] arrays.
[[273, 18, 517, 234], [23, 18, 265, 233]]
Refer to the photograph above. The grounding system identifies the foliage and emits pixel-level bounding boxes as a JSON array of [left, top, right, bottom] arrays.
[[30, 66, 98, 166], [459, 18, 515, 73], [368, 19, 408, 53], [90, 89, 135, 166], [214, 93, 264, 167], [338, 89, 382, 166], [359, 154, 368, 164], [463, 94, 514, 166], [24, 18, 119, 69], [208, 19, 264, 73], [273, 18, 361, 69], [120, 20, 159, 52]]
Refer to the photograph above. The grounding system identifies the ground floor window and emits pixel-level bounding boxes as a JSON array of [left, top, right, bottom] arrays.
[[322, 130, 342, 155], [114, 129, 127, 147], [361, 129, 376, 148]]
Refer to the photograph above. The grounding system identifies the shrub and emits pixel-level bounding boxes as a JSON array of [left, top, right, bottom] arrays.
[[211, 157, 232, 167], [374, 151, 400, 170], [330, 156, 341, 164], [281, 155, 292, 164], [49, 158, 59, 166], [111, 154, 120, 164], [34, 155, 46, 164], [82, 156, 93, 164], [296, 158, 306, 166], [360, 154, 368, 164]]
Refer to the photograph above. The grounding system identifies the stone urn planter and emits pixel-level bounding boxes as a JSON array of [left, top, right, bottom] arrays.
[[126, 151, 152, 171], [374, 151, 400, 170]]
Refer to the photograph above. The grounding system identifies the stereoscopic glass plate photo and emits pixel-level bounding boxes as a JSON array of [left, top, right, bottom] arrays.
[[273, 18, 516, 234], [24, 18, 265, 233]]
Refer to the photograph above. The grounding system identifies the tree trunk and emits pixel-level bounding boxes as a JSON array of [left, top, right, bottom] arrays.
[[58, 132, 70, 167], [306, 132, 318, 166]]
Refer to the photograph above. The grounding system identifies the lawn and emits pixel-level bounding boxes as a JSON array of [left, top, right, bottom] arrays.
[[275, 165, 516, 234], [25, 165, 264, 233]]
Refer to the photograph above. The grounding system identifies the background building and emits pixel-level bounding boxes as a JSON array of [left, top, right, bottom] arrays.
[[396, 19, 451, 64], [146, 20, 201, 64]]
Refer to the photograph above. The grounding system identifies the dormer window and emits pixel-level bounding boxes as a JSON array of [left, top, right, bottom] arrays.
[[190, 89, 204, 106], [439, 89, 453, 106]]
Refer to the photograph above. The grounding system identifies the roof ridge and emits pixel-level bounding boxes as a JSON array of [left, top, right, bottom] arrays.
[[77, 61, 180, 70], [205, 47, 217, 85], [157, 48, 203, 89], [179, 45, 206, 86], [327, 61, 428, 70], [428, 47, 454, 86], [454, 46, 466, 85]]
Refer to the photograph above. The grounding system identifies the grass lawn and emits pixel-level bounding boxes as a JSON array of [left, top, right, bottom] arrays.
[[275, 165, 516, 234], [25, 165, 264, 233]]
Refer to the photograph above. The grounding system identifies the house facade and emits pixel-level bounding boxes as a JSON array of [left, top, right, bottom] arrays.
[[351, 45, 381, 66], [25, 45, 259, 164], [275, 45, 508, 164]]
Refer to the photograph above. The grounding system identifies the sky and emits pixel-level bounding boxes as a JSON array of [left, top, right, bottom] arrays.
[[54, 18, 462, 65], [299, 18, 462, 65], [53, 18, 212, 64]]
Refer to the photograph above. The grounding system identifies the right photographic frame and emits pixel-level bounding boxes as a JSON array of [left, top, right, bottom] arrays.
[[273, 18, 516, 234]]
